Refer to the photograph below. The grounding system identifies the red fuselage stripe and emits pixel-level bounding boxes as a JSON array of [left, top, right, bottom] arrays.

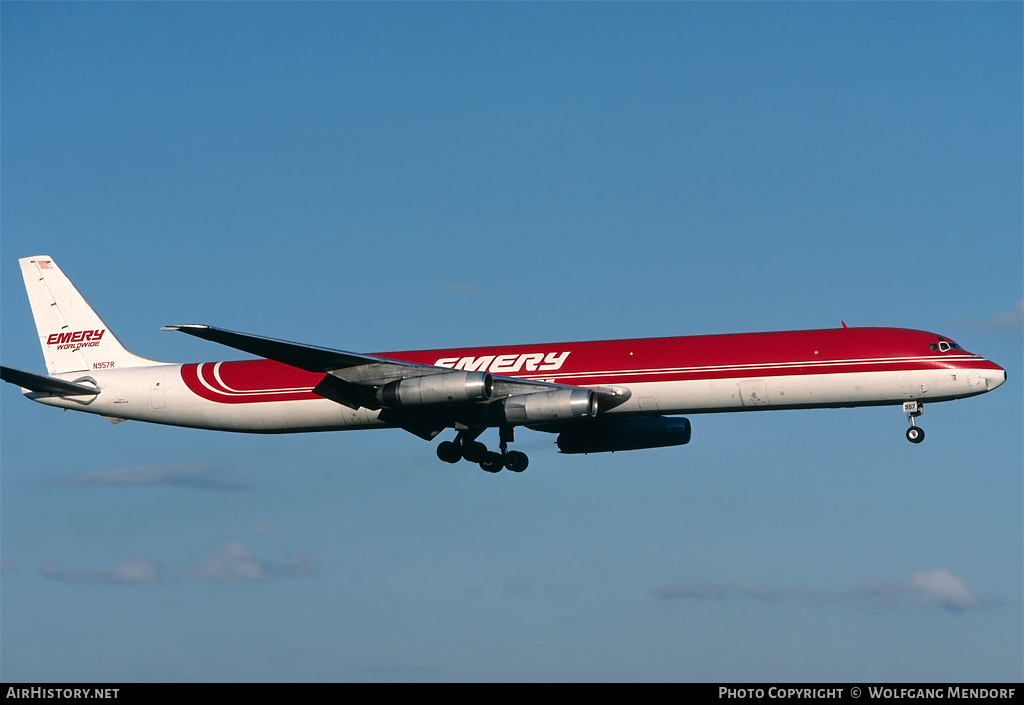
[[178, 328, 1002, 404]]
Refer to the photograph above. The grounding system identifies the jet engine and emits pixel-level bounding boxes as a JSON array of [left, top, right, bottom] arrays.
[[501, 388, 598, 424], [556, 416, 691, 454], [377, 371, 493, 408]]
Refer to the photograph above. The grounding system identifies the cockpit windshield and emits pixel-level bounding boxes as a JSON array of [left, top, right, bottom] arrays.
[[929, 337, 962, 352]]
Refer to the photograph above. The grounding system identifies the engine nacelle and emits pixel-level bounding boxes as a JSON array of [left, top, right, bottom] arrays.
[[377, 371, 493, 408], [501, 388, 598, 424], [556, 416, 691, 454]]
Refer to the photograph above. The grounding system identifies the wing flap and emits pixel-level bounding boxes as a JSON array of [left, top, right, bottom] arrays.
[[311, 373, 380, 410]]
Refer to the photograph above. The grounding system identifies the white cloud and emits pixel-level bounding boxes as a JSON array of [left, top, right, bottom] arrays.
[[906, 569, 980, 611], [958, 299, 1024, 331], [39, 557, 161, 584], [39, 542, 314, 586], [652, 569, 993, 614], [192, 542, 315, 582], [196, 542, 264, 582]]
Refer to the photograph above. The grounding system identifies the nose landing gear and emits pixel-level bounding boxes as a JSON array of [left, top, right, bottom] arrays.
[[435, 426, 530, 473], [903, 401, 925, 444]]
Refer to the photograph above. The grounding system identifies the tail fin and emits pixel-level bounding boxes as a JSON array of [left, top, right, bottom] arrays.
[[19, 255, 162, 374]]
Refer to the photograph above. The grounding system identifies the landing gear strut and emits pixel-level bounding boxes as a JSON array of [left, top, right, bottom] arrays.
[[903, 401, 925, 444], [435, 426, 530, 473], [498, 426, 529, 473]]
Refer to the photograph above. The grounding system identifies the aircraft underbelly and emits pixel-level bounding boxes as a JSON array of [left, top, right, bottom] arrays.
[[31, 367, 384, 433], [615, 368, 981, 414], [153, 385, 384, 432]]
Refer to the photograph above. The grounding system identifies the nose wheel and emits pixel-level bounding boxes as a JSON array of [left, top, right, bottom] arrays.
[[435, 426, 530, 472], [903, 401, 925, 444]]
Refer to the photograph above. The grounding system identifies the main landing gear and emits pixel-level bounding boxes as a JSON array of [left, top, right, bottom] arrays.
[[435, 426, 530, 473], [903, 401, 925, 444]]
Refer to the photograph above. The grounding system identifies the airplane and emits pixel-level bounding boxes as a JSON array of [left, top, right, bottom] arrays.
[[0, 255, 1007, 473]]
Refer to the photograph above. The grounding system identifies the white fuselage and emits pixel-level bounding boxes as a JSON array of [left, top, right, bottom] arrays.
[[28, 355, 1005, 434]]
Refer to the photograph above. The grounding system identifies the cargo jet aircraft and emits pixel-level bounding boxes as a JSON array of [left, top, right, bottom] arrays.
[[1, 256, 1007, 473]]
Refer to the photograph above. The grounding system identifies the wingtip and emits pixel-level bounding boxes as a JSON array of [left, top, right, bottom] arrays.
[[161, 324, 210, 332]]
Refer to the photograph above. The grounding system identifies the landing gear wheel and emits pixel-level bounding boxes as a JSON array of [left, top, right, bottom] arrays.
[[906, 427, 925, 444], [436, 441, 462, 464], [480, 452, 504, 473], [504, 450, 529, 473], [462, 441, 488, 463]]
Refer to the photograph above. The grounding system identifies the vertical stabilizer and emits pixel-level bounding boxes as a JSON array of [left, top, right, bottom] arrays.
[[19, 256, 162, 374]]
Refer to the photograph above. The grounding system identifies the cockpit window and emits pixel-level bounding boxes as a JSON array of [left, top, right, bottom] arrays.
[[932, 338, 962, 352]]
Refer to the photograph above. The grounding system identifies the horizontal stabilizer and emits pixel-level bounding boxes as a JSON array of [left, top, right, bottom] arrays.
[[0, 365, 100, 396]]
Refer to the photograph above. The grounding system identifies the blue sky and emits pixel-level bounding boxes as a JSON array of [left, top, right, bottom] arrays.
[[1, 2, 1021, 682]]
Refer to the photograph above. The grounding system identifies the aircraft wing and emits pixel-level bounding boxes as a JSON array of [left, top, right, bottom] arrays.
[[0, 365, 100, 396], [163, 324, 627, 438], [161, 324, 424, 377], [163, 324, 566, 387]]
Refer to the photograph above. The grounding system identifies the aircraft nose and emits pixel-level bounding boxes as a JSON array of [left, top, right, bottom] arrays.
[[984, 366, 1007, 391]]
